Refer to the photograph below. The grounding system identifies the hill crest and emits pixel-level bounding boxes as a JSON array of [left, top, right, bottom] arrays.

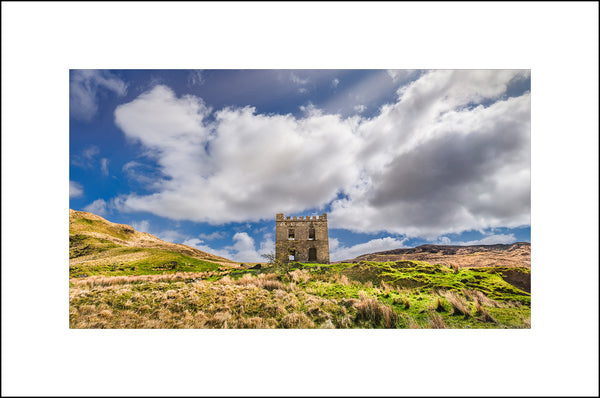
[[341, 242, 530, 268], [69, 209, 233, 264]]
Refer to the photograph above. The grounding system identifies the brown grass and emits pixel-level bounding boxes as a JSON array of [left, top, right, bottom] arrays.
[[463, 289, 500, 308], [70, 271, 218, 287], [280, 312, 315, 328], [354, 291, 399, 328], [427, 311, 446, 328], [440, 290, 471, 317]]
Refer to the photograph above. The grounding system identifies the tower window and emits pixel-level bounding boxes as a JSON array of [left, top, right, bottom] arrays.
[[288, 229, 295, 240], [289, 249, 296, 261], [308, 228, 315, 240]]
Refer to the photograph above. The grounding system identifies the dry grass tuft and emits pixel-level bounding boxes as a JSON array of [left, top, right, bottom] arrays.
[[280, 312, 315, 328], [427, 311, 446, 328], [354, 295, 398, 328], [463, 289, 499, 308], [289, 269, 310, 284], [441, 290, 471, 317], [259, 279, 286, 291]]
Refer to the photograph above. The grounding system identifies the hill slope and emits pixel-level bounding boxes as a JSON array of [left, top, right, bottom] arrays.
[[341, 242, 530, 268], [69, 209, 234, 277]]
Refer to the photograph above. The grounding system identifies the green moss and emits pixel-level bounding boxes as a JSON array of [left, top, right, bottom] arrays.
[[69, 248, 221, 278]]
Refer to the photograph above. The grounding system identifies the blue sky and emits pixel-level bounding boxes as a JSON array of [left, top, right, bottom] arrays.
[[70, 69, 531, 262]]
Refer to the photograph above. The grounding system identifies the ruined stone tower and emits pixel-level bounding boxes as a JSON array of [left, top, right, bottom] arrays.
[[275, 213, 330, 264]]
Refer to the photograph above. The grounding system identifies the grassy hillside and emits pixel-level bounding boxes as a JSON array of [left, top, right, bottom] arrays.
[[70, 260, 530, 329], [69, 209, 232, 278], [69, 210, 530, 329]]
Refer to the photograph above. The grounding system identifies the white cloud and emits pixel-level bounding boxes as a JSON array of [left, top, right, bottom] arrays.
[[69, 181, 84, 198], [258, 233, 275, 254], [330, 70, 531, 238], [114, 85, 362, 224], [330, 237, 408, 262], [130, 220, 151, 233], [436, 233, 517, 246], [156, 229, 187, 243], [183, 232, 271, 263], [100, 158, 109, 176], [198, 231, 226, 240], [83, 199, 108, 216], [112, 70, 530, 240], [332, 78, 339, 88], [70, 70, 127, 121], [182, 238, 231, 259]]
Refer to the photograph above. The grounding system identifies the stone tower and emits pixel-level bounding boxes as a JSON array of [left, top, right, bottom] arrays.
[[275, 213, 330, 264]]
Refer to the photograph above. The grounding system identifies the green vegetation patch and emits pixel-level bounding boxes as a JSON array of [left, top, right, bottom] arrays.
[[69, 248, 221, 278], [70, 251, 530, 328], [69, 234, 119, 259]]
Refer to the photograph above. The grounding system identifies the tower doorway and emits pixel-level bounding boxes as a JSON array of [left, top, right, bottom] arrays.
[[308, 247, 317, 262]]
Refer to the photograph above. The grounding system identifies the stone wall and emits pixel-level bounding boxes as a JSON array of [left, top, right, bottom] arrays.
[[275, 213, 330, 264]]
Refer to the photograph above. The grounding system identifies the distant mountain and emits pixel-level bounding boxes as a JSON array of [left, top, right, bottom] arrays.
[[340, 242, 531, 268], [69, 209, 233, 278]]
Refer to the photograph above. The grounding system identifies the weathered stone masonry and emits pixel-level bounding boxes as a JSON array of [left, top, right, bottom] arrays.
[[275, 213, 330, 264]]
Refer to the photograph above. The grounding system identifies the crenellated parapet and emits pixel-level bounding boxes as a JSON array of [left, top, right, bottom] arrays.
[[276, 213, 327, 222]]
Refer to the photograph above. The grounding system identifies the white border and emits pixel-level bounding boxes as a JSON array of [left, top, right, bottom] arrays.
[[2, 2, 598, 396]]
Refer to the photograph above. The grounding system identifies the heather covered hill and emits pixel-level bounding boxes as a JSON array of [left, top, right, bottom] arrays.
[[342, 242, 531, 268]]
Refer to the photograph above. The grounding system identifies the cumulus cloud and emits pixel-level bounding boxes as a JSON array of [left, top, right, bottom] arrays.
[[83, 199, 108, 216], [113, 70, 530, 240], [183, 232, 271, 262], [70, 70, 127, 121], [69, 181, 84, 198], [330, 70, 531, 237], [332, 78, 340, 88], [330, 237, 408, 262], [114, 84, 361, 224]]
